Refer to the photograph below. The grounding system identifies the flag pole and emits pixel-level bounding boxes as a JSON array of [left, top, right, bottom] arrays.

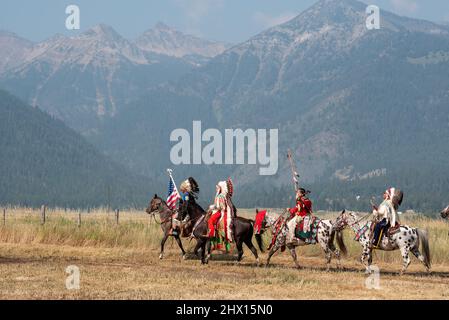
[[166, 169, 180, 197]]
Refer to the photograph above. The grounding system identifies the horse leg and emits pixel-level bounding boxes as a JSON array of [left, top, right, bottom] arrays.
[[399, 246, 411, 276], [159, 234, 169, 259], [318, 237, 332, 271], [287, 244, 301, 269], [266, 246, 279, 268], [360, 244, 372, 274], [243, 238, 260, 266], [199, 239, 207, 265], [411, 248, 430, 273], [174, 235, 187, 259], [236, 240, 244, 262], [205, 239, 212, 264], [193, 240, 202, 257]]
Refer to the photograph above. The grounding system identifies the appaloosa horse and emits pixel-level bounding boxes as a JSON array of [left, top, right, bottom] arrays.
[[254, 209, 346, 271], [441, 205, 449, 219], [146, 194, 206, 261], [441, 205, 449, 235], [333, 210, 431, 275]]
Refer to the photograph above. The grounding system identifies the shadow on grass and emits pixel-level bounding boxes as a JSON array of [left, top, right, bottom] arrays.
[[2, 253, 447, 278], [259, 261, 449, 278]]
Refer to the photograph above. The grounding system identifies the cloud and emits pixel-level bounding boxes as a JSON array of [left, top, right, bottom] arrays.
[[253, 11, 297, 29], [389, 0, 419, 14], [174, 0, 224, 36]]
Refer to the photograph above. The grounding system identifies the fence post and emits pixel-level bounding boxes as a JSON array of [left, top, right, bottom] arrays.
[[2, 208, 5, 226], [115, 209, 119, 225], [77, 211, 82, 228], [41, 205, 46, 225]]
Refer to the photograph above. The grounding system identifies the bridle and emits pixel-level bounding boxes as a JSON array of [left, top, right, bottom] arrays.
[[147, 200, 173, 225], [334, 211, 371, 231], [441, 206, 449, 219]]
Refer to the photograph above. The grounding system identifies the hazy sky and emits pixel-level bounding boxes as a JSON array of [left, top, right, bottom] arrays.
[[1, 0, 449, 43]]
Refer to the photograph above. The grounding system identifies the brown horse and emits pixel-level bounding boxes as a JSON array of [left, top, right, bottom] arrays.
[[146, 195, 188, 260], [146, 194, 224, 264], [192, 211, 260, 265], [146, 194, 260, 264]]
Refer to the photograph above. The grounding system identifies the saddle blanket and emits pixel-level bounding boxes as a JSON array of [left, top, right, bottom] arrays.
[[355, 222, 371, 241], [295, 216, 320, 244]]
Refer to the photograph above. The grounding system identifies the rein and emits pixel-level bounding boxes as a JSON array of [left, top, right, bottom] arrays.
[[150, 203, 174, 225], [350, 212, 372, 227], [336, 212, 372, 231]]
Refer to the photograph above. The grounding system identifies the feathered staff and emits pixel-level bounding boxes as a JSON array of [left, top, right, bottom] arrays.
[[287, 149, 300, 193]]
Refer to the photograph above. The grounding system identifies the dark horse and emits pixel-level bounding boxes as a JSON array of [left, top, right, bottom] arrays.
[[146, 195, 260, 265], [193, 211, 261, 265], [146, 194, 207, 261]]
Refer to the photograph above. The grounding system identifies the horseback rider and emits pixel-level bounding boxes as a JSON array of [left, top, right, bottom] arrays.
[[287, 188, 313, 242], [371, 187, 403, 248], [206, 178, 236, 245], [172, 177, 199, 236]]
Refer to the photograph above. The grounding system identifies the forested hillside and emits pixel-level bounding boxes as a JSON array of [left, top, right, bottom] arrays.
[[0, 89, 154, 208]]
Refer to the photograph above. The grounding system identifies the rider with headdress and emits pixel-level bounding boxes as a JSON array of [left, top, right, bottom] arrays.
[[206, 178, 236, 245], [173, 177, 199, 233], [371, 187, 403, 248], [287, 188, 313, 242]]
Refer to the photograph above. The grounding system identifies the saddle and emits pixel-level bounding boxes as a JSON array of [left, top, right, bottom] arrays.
[[388, 223, 401, 235], [371, 221, 400, 248], [295, 216, 320, 244]]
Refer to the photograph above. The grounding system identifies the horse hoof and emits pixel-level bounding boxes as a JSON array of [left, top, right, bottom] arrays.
[[159, 254, 164, 260], [182, 254, 187, 260]]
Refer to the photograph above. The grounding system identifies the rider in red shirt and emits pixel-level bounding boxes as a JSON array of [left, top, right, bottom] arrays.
[[287, 188, 313, 242], [289, 188, 312, 218]]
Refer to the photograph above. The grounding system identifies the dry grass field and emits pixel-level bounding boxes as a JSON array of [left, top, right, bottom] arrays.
[[1, 207, 449, 300]]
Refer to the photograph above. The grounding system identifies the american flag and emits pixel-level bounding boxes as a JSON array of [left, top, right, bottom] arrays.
[[166, 178, 180, 210]]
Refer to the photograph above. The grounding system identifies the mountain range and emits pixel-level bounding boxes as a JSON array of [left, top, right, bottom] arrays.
[[1, 0, 449, 212], [0, 23, 229, 133]]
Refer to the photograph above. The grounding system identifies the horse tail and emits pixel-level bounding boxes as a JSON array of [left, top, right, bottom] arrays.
[[330, 226, 347, 256], [246, 218, 264, 253], [417, 228, 431, 268], [336, 230, 347, 256], [255, 233, 264, 253]]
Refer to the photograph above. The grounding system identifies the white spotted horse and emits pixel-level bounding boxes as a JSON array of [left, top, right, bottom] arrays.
[[441, 205, 449, 235], [254, 209, 346, 271], [441, 205, 449, 219], [333, 210, 431, 275]]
